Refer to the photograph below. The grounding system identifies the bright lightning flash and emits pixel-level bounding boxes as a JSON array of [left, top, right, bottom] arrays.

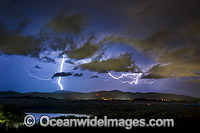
[[57, 55, 65, 90], [26, 55, 66, 90], [107, 72, 142, 84], [81, 59, 144, 85], [27, 57, 148, 90]]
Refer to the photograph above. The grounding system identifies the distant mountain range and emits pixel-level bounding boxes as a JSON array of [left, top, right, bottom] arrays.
[[0, 90, 199, 101], [53, 90, 72, 93]]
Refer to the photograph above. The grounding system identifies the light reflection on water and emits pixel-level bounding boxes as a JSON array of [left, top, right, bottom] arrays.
[[26, 113, 91, 123]]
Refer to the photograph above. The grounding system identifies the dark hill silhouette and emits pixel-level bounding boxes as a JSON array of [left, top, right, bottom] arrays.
[[0, 90, 198, 101], [53, 90, 73, 93]]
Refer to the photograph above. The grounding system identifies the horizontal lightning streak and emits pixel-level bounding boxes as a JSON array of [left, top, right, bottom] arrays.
[[107, 72, 142, 84], [25, 68, 51, 81]]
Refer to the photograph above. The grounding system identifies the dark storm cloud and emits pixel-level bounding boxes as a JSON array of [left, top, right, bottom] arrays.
[[0, 26, 57, 63], [1, 0, 200, 81], [66, 35, 100, 59], [142, 46, 200, 80], [140, 21, 200, 80], [33, 65, 41, 69], [47, 9, 89, 34], [93, 0, 200, 82], [0, 1, 44, 59], [0, 24, 41, 56], [72, 67, 78, 70], [101, 30, 172, 59], [186, 79, 200, 84], [132, 2, 155, 18], [80, 53, 140, 73], [37, 10, 93, 59], [65, 60, 75, 64], [2, 0, 30, 34], [39, 56, 55, 63], [0, 7, 93, 62], [184, 20, 200, 43], [141, 64, 170, 79], [35, 10, 98, 61], [102, 29, 200, 80], [73, 73, 83, 77], [129, 0, 200, 31], [52, 72, 73, 79], [0, 0, 92, 61], [102, 27, 200, 81], [90, 75, 99, 79]]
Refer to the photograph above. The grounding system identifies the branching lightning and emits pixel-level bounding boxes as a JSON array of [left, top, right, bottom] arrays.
[[26, 55, 66, 90], [81, 59, 145, 85], [107, 72, 143, 84], [26, 56, 153, 90]]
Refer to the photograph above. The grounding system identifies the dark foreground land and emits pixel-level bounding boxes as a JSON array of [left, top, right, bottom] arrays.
[[0, 96, 200, 132]]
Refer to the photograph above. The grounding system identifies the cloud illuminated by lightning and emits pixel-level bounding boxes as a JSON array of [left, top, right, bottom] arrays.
[[81, 59, 144, 85], [27, 57, 152, 90]]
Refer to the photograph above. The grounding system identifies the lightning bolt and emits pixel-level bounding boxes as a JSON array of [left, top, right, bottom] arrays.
[[81, 59, 144, 85], [107, 72, 142, 84], [26, 55, 66, 90], [27, 57, 152, 90], [57, 55, 65, 90]]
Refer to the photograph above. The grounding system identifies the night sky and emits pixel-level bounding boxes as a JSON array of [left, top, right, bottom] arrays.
[[0, 0, 200, 97]]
